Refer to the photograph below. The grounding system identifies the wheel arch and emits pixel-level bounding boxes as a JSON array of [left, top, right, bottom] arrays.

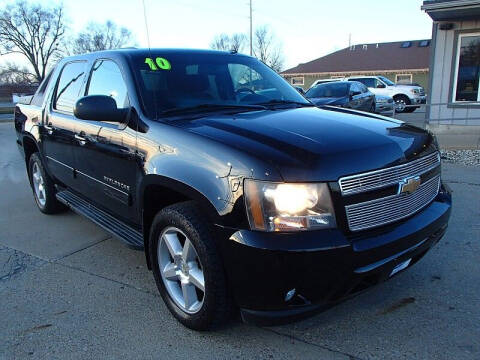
[[139, 175, 222, 270], [393, 93, 411, 103], [22, 135, 39, 166]]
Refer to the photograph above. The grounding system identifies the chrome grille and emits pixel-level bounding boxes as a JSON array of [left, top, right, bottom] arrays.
[[345, 175, 440, 231], [339, 152, 440, 195], [419, 89, 425, 96]]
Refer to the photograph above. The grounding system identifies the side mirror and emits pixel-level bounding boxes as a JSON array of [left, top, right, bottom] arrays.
[[74, 95, 127, 122], [376, 83, 386, 88]]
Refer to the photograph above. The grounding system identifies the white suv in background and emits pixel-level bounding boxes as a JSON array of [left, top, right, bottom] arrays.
[[345, 76, 426, 113]]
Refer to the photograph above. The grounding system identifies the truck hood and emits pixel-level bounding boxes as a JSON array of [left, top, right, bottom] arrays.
[[388, 84, 423, 91], [171, 107, 436, 182]]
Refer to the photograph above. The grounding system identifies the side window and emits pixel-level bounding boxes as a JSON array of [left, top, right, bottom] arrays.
[[359, 83, 368, 93], [31, 68, 55, 107], [350, 83, 360, 93], [53, 62, 87, 114], [360, 78, 375, 88], [87, 60, 129, 108], [374, 79, 384, 88]]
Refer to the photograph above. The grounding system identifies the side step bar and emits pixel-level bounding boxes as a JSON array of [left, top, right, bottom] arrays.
[[56, 190, 143, 249]]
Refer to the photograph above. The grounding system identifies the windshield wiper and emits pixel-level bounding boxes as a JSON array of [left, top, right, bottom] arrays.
[[255, 99, 314, 108], [159, 103, 266, 117]]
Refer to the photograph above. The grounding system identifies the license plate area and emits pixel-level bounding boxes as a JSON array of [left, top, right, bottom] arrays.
[[390, 258, 412, 277]]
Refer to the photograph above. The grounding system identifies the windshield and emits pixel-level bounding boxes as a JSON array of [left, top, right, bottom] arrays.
[[131, 52, 310, 118], [306, 82, 349, 98], [378, 76, 395, 86]]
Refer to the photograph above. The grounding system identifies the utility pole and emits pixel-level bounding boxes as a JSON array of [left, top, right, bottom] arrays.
[[348, 33, 351, 49], [249, 0, 253, 56]]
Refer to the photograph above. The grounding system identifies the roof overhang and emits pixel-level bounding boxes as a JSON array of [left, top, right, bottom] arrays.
[[422, 0, 480, 21], [281, 69, 429, 77]]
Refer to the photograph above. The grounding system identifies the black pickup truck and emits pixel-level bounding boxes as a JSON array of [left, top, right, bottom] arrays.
[[15, 49, 451, 330]]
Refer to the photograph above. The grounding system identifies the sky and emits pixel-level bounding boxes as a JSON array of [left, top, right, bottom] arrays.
[[1, 0, 433, 70]]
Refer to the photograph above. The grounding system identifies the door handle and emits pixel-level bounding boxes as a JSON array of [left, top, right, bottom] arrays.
[[44, 124, 54, 135], [75, 134, 87, 146]]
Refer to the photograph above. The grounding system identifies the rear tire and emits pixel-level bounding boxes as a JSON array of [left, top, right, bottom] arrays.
[[149, 201, 233, 330], [28, 153, 67, 214]]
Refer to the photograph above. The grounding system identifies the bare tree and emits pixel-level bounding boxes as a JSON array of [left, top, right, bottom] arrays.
[[230, 33, 247, 53], [253, 26, 284, 72], [0, 1, 66, 82], [72, 20, 135, 54], [210, 33, 247, 53], [210, 33, 231, 51], [0, 62, 37, 85], [210, 27, 284, 71]]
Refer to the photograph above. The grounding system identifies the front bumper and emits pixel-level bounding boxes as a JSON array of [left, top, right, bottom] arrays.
[[376, 102, 394, 116], [217, 184, 451, 325], [411, 95, 427, 105]]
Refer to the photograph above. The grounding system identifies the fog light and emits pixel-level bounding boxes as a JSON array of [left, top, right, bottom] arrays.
[[285, 288, 296, 302]]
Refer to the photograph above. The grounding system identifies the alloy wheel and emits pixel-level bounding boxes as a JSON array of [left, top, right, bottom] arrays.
[[395, 99, 406, 112], [157, 227, 205, 314], [32, 161, 46, 207]]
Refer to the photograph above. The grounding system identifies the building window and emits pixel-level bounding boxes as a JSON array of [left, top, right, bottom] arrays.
[[396, 74, 412, 84], [291, 77, 304, 86], [453, 33, 480, 102]]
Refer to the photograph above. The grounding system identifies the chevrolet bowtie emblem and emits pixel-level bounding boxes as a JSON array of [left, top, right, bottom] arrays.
[[399, 176, 421, 195]]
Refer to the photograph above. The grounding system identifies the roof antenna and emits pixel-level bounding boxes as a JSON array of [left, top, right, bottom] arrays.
[[142, 0, 152, 49]]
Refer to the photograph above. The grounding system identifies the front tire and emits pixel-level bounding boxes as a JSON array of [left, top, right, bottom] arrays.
[[28, 153, 66, 214], [149, 201, 233, 330], [393, 95, 411, 113]]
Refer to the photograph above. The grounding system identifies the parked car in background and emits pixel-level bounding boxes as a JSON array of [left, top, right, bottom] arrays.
[[345, 76, 426, 113], [374, 94, 395, 116], [293, 85, 305, 95], [305, 81, 375, 112]]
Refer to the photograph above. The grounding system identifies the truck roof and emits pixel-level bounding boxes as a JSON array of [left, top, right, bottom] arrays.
[[60, 48, 247, 62]]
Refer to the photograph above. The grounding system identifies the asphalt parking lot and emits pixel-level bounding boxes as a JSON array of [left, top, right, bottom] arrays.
[[0, 121, 479, 360], [393, 106, 427, 128]]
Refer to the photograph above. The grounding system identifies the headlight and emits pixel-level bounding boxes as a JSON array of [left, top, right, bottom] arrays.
[[244, 180, 336, 232], [410, 89, 420, 94]]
